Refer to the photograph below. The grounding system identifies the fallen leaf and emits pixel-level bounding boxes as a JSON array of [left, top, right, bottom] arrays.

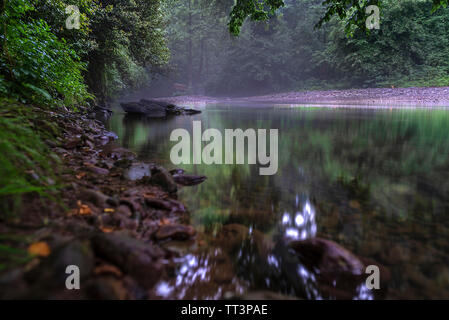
[[94, 264, 123, 277], [100, 226, 114, 233], [28, 241, 51, 257], [349, 200, 361, 210], [159, 218, 172, 226], [76, 172, 86, 179], [104, 208, 115, 213], [77, 201, 92, 215], [144, 192, 158, 199]]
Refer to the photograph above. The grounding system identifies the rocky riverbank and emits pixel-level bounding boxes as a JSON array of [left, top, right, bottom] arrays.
[[0, 105, 206, 299]]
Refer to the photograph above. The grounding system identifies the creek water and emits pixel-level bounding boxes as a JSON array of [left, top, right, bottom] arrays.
[[108, 103, 449, 299]]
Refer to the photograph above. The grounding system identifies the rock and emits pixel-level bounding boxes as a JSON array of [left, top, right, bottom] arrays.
[[182, 108, 202, 115], [150, 166, 178, 194], [65, 137, 82, 149], [145, 198, 173, 211], [146, 198, 186, 215], [53, 147, 68, 155], [124, 163, 151, 181], [24, 240, 94, 297], [117, 204, 133, 217], [103, 131, 118, 141], [121, 99, 201, 117], [214, 224, 250, 252], [79, 189, 110, 207], [214, 224, 273, 257], [155, 225, 196, 241], [101, 144, 136, 160], [169, 168, 185, 175], [289, 238, 364, 276], [85, 166, 109, 175], [92, 233, 165, 288], [120, 101, 167, 118], [114, 158, 133, 169], [140, 99, 175, 109], [172, 173, 207, 186]]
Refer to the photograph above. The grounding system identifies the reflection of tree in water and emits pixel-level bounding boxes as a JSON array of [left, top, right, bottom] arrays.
[[109, 106, 449, 299]]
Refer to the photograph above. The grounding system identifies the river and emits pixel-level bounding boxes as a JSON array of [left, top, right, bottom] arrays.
[[107, 103, 449, 299]]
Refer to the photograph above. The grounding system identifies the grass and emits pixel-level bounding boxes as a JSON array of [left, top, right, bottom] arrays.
[[0, 99, 61, 217]]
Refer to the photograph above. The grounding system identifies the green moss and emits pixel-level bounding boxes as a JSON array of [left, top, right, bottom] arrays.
[[0, 99, 61, 216]]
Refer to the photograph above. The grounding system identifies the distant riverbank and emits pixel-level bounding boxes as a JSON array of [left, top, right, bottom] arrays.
[[153, 86, 449, 108]]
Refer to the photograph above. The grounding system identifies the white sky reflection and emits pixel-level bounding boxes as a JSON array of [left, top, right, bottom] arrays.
[[281, 198, 317, 241]]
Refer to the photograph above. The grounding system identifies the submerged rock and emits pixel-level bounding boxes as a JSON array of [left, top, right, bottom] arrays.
[[172, 173, 207, 186], [92, 233, 165, 288], [23, 240, 94, 298], [150, 166, 178, 194], [155, 224, 196, 241], [289, 238, 364, 276]]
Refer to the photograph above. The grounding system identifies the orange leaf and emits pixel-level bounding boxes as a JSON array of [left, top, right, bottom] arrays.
[[100, 226, 114, 233], [28, 242, 51, 257], [76, 172, 86, 180], [78, 204, 92, 216], [94, 264, 123, 277], [159, 218, 171, 226]]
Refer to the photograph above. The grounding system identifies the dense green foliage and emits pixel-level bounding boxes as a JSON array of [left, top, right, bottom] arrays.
[[165, 0, 449, 95], [1, 0, 169, 106], [0, 0, 170, 216], [0, 0, 90, 107], [2, 0, 449, 215], [229, 0, 449, 35]]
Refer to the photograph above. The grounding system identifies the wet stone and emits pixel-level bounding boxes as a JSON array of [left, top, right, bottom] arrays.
[[124, 163, 152, 181], [92, 233, 165, 288], [150, 166, 178, 194], [155, 225, 196, 241]]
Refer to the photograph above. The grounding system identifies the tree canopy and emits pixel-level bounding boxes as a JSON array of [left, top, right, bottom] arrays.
[[229, 0, 449, 35]]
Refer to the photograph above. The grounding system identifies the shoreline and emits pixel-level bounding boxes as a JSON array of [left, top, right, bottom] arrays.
[[0, 105, 202, 299], [153, 86, 449, 108]]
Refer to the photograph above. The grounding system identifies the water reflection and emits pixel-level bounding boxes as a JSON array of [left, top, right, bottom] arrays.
[[108, 105, 449, 299], [280, 198, 317, 241], [155, 251, 247, 300]]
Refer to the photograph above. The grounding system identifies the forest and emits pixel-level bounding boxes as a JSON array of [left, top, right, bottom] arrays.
[[2, 0, 449, 301]]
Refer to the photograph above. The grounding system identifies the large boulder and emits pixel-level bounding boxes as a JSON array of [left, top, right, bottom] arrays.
[[289, 238, 364, 276], [92, 233, 165, 289], [120, 99, 201, 117], [120, 101, 167, 118]]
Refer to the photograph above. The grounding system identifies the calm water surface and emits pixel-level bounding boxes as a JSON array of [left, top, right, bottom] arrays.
[[108, 104, 449, 299]]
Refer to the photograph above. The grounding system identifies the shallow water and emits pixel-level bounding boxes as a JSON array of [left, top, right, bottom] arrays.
[[108, 103, 449, 299]]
